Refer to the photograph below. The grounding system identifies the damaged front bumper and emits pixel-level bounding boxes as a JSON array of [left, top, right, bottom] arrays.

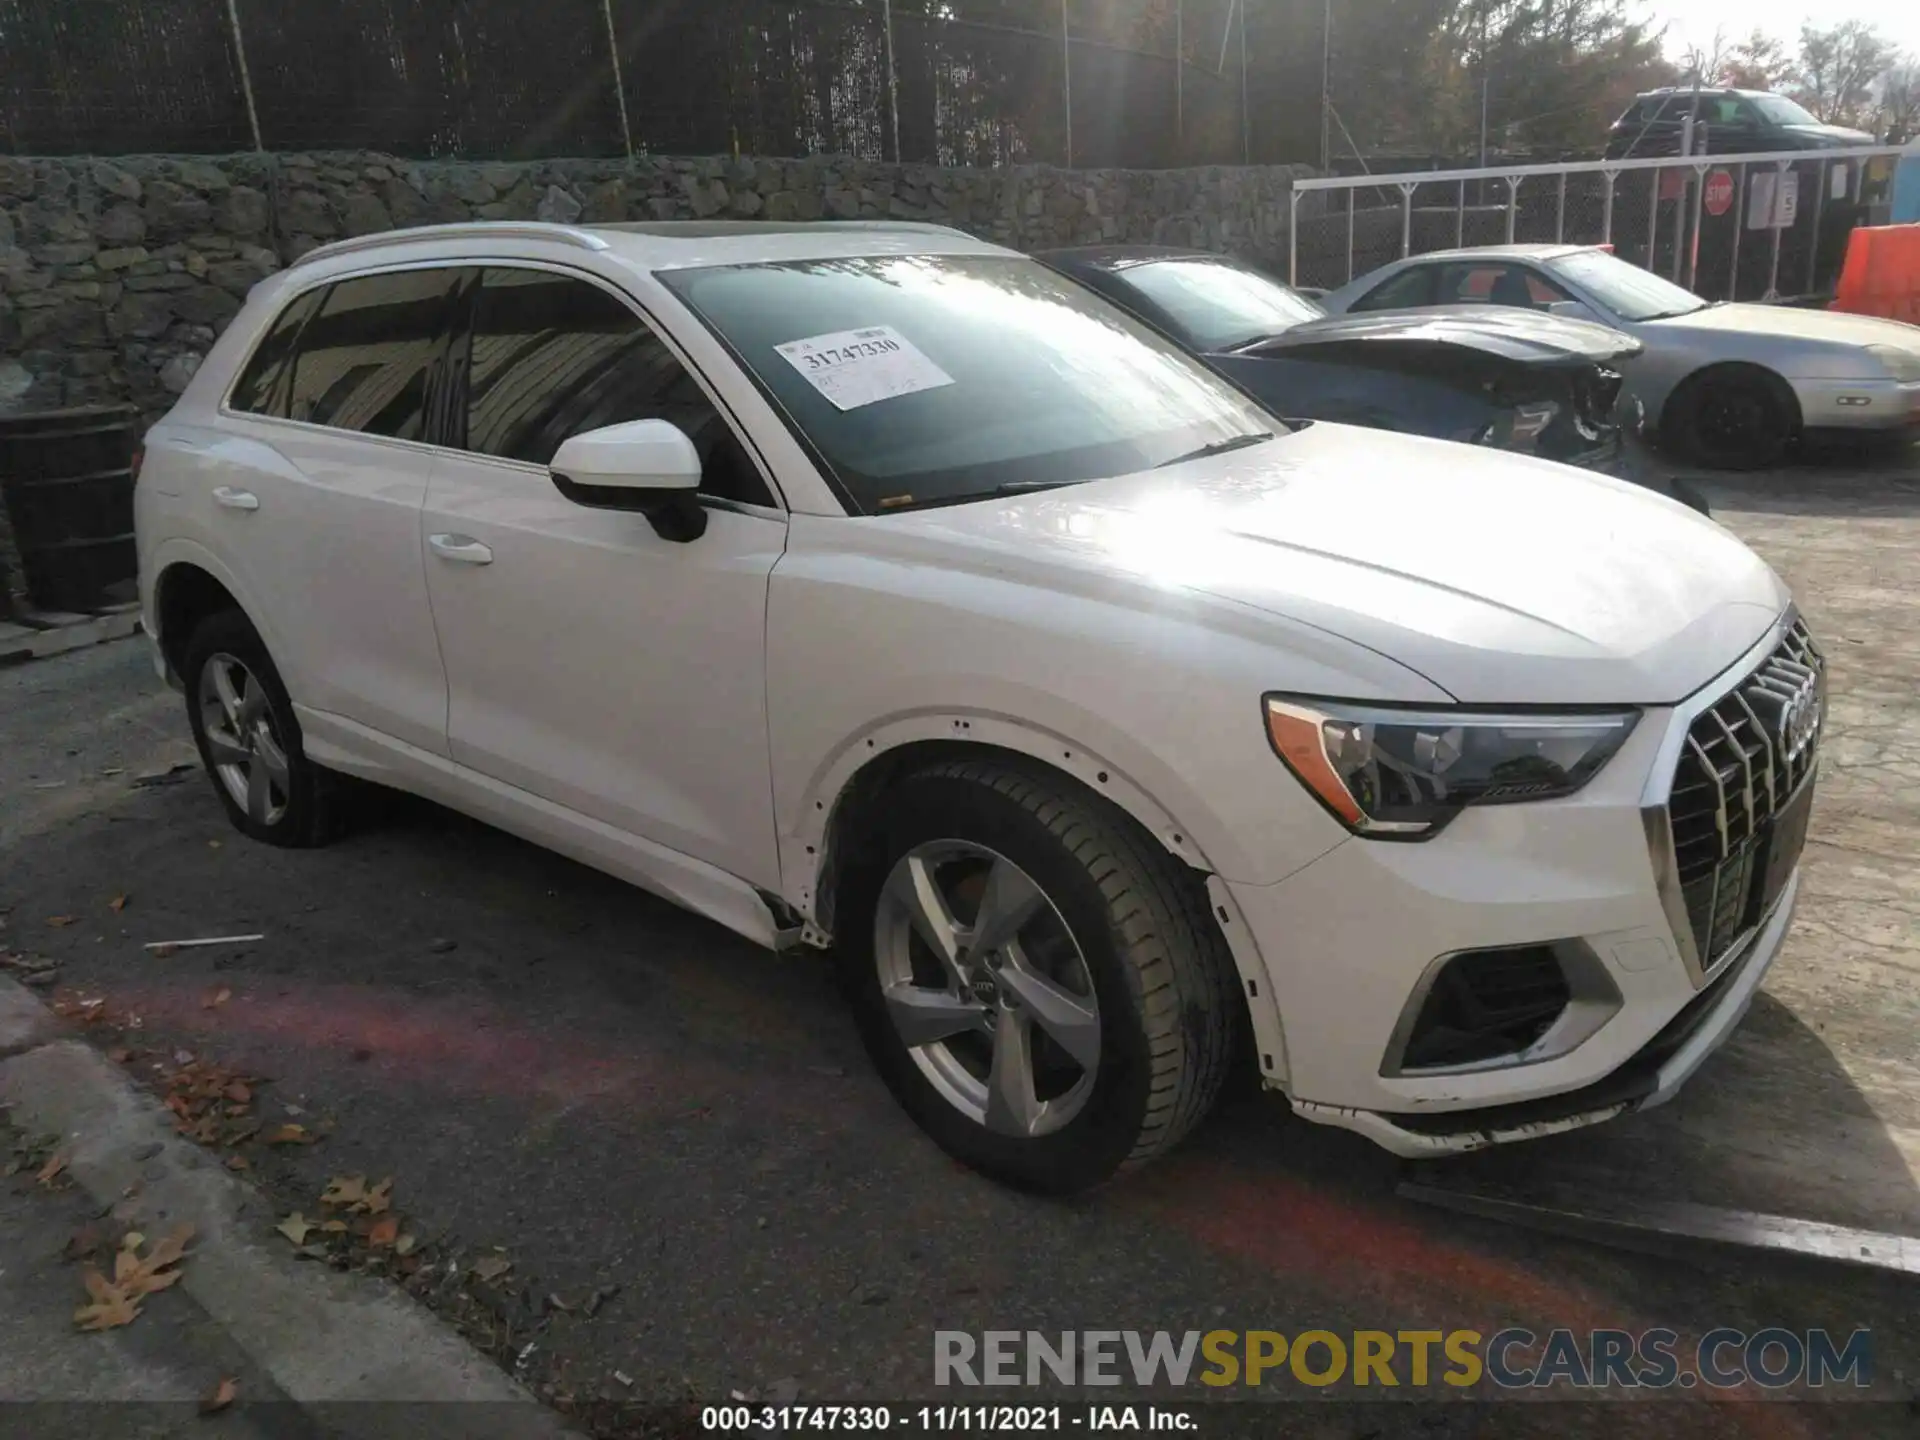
[[1289, 870, 1799, 1157]]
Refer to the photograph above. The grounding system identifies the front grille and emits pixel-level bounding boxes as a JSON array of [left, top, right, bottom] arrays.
[[1399, 946, 1571, 1070], [1666, 621, 1824, 966]]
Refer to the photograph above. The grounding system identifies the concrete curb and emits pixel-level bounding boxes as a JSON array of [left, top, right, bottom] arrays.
[[0, 610, 142, 668], [0, 977, 574, 1438], [0, 979, 59, 1059]]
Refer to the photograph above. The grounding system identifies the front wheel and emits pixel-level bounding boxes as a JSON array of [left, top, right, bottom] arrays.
[[841, 760, 1240, 1194], [1666, 368, 1796, 471]]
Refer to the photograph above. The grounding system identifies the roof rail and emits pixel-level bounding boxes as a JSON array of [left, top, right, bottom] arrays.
[[292, 222, 611, 268], [594, 219, 976, 240]]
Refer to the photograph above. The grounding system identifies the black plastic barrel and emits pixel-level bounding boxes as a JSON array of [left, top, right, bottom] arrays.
[[0, 405, 140, 614]]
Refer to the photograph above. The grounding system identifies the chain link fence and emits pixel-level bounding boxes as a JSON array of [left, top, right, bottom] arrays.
[[1290, 149, 1905, 303], [0, 0, 1250, 169]]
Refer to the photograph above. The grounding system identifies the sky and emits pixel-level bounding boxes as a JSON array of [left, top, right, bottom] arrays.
[[1648, 1, 1920, 62]]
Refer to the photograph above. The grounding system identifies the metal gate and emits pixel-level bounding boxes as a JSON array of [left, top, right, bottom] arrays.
[[1289, 146, 1905, 303]]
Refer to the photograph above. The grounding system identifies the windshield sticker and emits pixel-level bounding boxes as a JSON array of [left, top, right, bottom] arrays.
[[774, 326, 955, 411]]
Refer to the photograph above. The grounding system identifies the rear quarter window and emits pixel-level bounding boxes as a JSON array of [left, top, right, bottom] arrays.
[[228, 287, 324, 417]]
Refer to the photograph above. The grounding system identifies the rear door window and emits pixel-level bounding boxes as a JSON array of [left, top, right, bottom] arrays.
[[1349, 267, 1439, 312], [285, 268, 465, 441], [1435, 263, 1571, 310], [457, 266, 776, 508]]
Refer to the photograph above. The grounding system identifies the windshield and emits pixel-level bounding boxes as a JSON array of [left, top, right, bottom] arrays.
[[1110, 258, 1325, 351], [1751, 94, 1820, 127], [661, 255, 1281, 514], [1546, 249, 1709, 321]]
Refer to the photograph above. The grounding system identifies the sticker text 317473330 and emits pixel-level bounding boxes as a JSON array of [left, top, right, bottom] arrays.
[[774, 325, 955, 411]]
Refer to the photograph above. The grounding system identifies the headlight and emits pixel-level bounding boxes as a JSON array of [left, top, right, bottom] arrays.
[[1264, 697, 1640, 839], [1867, 344, 1920, 383]]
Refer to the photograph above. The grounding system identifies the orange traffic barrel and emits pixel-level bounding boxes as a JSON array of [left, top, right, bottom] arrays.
[[1832, 224, 1920, 325]]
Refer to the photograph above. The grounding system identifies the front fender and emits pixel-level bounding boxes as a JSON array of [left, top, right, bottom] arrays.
[[786, 707, 1320, 1092]]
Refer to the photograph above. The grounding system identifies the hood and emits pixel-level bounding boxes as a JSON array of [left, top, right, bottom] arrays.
[[1651, 302, 1920, 350], [885, 424, 1787, 706], [1779, 122, 1876, 146], [1263, 305, 1640, 365]]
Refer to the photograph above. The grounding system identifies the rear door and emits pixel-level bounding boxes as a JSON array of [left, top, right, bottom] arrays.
[[213, 266, 462, 756], [418, 264, 787, 887]]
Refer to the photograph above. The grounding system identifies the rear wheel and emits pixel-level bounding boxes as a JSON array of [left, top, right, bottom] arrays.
[[841, 760, 1240, 1194], [1666, 368, 1796, 471], [181, 609, 344, 848]]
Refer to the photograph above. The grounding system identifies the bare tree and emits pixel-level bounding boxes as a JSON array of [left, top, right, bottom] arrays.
[[1791, 20, 1898, 127], [1680, 26, 1733, 87], [1877, 60, 1920, 143]]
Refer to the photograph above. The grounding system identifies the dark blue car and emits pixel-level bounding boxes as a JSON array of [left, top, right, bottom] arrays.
[[1037, 245, 1709, 513]]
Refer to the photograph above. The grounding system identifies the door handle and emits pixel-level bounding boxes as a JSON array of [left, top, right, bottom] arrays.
[[429, 533, 493, 565], [212, 486, 259, 511]]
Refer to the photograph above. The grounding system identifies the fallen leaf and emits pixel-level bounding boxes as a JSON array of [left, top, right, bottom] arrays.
[[119, 1232, 146, 1254], [275, 1213, 315, 1246], [208, 840, 221, 849], [62, 1225, 103, 1262], [113, 1225, 192, 1300], [470, 1254, 513, 1284], [48, 916, 76, 928], [262, 1124, 314, 1146], [393, 1232, 417, 1257], [367, 1215, 400, 1249], [202, 988, 232, 1010], [109, 895, 128, 913], [200, 1377, 237, 1415], [108, 1048, 133, 1064], [223, 1082, 251, 1104], [36, 1153, 68, 1187], [321, 1174, 367, 1209], [364, 1178, 393, 1215], [224, 1155, 250, 1172], [74, 1269, 140, 1331]]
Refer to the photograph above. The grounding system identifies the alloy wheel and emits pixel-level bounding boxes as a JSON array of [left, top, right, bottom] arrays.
[[197, 652, 292, 827], [873, 840, 1102, 1138]]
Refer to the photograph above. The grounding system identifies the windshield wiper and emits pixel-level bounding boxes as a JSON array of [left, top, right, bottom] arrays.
[[991, 480, 1079, 495], [1155, 431, 1276, 468]]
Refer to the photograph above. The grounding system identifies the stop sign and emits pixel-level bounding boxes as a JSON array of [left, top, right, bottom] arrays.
[[1704, 169, 1735, 217]]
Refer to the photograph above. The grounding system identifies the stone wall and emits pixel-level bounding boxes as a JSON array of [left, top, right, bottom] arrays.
[[0, 150, 1311, 607]]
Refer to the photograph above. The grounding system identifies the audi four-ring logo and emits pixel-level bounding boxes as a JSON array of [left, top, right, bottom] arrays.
[[1780, 677, 1821, 763]]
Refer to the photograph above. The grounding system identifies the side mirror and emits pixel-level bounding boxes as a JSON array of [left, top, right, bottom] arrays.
[[550, 419, 707, 543]]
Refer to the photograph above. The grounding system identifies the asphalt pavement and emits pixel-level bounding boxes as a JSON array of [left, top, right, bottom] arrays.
[[3, 457, 1919, 1437]]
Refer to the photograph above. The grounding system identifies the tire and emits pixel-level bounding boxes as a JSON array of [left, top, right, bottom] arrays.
[[1666, 368, 1796, 471], [1668, 476, 1713, 516], [180, 608, 344, 848], [840, 760, 1240, 1194]]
